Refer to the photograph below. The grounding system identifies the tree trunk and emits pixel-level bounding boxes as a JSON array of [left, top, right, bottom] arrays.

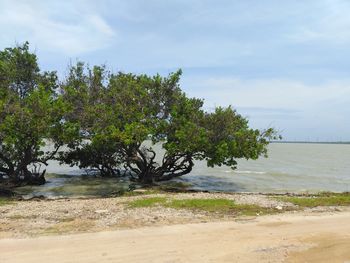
[[126, 147, 194, 185], [0, 188, 16, 197], [139, 169, 155, 185], [23, 168, 46, 185], [6, 168, 46, 187]]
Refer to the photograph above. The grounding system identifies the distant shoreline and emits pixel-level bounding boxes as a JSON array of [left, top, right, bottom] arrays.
[[271, 141, 350, 145]]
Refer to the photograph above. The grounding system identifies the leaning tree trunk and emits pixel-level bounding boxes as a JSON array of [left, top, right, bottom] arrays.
[[22, 168, 46, 185], [126, 147, 194, 184], [1, 146, 52, 187], [151, 153, 194, 182], [16, 147, 47, 186], [139, 168, 156, 185], [5, 167, 46, 187]]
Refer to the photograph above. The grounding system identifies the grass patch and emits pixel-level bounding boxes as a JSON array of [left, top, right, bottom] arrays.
[[277, 192, 350, 207], [0, 197, 13, 206], [128, 197, 167, 208], [168, 198, 274, 216], [129, 197, 276, 216], [169, 198, 236, 212]]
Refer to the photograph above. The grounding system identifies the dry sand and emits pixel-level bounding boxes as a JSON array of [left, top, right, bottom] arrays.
[[1, 211, 350, 263], [0, 193, 288, 238]]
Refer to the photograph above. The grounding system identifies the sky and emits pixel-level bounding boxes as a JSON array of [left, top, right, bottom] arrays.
[[1, 0, 350, 141]]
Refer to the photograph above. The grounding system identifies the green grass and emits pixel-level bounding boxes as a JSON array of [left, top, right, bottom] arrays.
[[168, 198, 274, 216], [277, 192, 350, 207], [128, 197, 168, 208], [0, 197, 12, 206], [129, 197, 277, 216], [169, 198, 237, 212]]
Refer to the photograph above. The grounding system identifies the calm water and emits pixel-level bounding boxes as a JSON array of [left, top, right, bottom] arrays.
[[182, 143, 350, 193], [16, 143, 350, 197]]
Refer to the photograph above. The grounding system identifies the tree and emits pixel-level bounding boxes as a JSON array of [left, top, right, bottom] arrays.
[[0, 43, 76, 186], [61, 64, 279, 184], [59, 62, 123, 177]]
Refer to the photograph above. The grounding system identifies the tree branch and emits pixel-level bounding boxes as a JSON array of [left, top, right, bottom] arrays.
[[0, 152, 14, 172]]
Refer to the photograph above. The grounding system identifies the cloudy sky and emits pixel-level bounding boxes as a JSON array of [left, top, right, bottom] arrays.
[[1, 0, 350, 141]]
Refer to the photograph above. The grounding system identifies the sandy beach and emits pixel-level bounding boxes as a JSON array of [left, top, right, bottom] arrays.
[[1, 192, 350, 262], [1, 210, 350, 263]]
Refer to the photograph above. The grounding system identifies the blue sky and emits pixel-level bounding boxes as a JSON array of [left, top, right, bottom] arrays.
[[1, 0, 350, 141]]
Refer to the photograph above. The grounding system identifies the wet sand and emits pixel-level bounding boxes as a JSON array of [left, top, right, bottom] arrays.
[[1, 211, 350, 263]]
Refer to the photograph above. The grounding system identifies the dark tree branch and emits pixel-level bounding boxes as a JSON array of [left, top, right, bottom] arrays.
[[0, 166, 10, 174], [0, 152, 14, 172]]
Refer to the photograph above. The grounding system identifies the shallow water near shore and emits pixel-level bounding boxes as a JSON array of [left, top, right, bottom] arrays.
[[15, 143, 350, 197]]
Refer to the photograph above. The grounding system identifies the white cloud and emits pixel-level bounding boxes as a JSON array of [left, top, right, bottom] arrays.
[[181, 76, 350, 140], [288, 0, 350, 44], [183, 77, 350, 110], [0, 0, 116, 55]]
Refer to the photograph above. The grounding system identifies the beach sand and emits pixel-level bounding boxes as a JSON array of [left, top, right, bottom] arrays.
[[0, 193, 349, 262], [0, 211, 350, 262]]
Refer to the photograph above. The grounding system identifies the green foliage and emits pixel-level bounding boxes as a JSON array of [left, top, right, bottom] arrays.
[[202, 107, 279, 169], [59, 62, 123, 176], [0, 43, 75, 185], [60, 62, 279, 183], [0, 41, 39, 98], [1, 42, 279, 186]]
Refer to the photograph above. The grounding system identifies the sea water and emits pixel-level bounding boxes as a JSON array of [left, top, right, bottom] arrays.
[[181, 143, 350, 193], [16, 143, 350, 197]]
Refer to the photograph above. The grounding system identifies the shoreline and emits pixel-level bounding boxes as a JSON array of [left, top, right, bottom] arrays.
[[7, 190, 350, 204], [1, 191, 349, 238]]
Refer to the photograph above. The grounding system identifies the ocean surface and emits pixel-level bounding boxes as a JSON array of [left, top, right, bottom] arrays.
[[16, 143, 350, 197]]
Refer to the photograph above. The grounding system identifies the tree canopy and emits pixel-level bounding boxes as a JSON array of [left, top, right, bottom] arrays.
[[60, 63, 279, 184], [0, 43, 279, 186], [0, 43, 77, 185]]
